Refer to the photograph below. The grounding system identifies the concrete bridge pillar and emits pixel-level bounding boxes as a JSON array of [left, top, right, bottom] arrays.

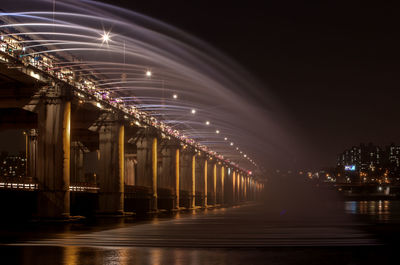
[[136, 129, 158, 212], [220, 165, 225, 205], [70, 141, 84, 184], [202, 157, 208, 207], [37, 87, 71, 219], [206, 160, 217, 206], [159, 140, 180, 210], [248, 178, 253, 200], [26, 129, 38, 179], [124, 153, 136, 186], [244, 176, 248, 200], [235, 172, 239, 202], [238, 173, 242, 201], [239, 173, 243, 202], [97, 114, 125, 215], [232, 171, 236, 203], [224, 167, 233, 204], [250, 178, 254, 201], [195, 153, 207, 207], [179, 148, 196, 209], [213, 162, 217, 206]]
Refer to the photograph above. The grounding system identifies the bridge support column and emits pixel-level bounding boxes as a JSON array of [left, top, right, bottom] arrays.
[[194, 153, 207, 208], [220, 166, 225, 205], [159, 141, 180, 210], [238, 173, 242, 202], [206, 159, 217, 206], [98, 115, 124, 215], [248, 178, 252, 200], [232, 171, 236, 203], [37, 90, 71, 219], [26, 129, 38, 179], [71, 141, 84, 184], [243, 176, 248, 201], [180, 149, 196, 209], [136, 130, 158, 212], [203, 159, 208, 207], [237, 172, 241, 202], [213, 163, 217, 206]]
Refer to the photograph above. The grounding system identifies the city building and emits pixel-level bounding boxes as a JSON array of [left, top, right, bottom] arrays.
[[0, 151, 26, 178], [337, 143, 382, 172]]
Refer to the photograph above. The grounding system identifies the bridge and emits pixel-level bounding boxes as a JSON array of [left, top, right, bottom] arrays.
[[0, 13, 264, 218]]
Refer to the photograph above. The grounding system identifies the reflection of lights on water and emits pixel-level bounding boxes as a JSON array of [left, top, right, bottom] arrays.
[[346, 200, 391, 219]]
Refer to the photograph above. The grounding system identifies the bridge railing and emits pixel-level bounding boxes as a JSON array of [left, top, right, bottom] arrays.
[[69, 182, 99, 193], [0, 176, 38, 190]]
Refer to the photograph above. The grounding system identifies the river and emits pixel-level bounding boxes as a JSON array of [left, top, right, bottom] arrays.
[[0, 178, 398, 264]]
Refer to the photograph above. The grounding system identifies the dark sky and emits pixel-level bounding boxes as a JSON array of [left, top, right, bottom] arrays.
[[103, 0, 400, 169]]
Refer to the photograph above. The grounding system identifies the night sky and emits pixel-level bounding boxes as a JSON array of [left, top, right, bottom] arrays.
[[106, 0, 400, 168], [2, 1, 400, 170]]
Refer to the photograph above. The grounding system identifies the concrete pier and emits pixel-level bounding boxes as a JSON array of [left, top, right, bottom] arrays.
[[180, 148, 196, 208], [194, 155, 207, 207], [159, 140, 180, 209], [26, 129, 37, 179], [70, 141, 85, 183], [36, 86, 71, 219], [136, 129, 159, 212], [97, 114, 125, 215]]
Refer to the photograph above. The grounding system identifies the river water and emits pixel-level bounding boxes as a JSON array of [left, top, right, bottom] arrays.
[[0, 178, 399, 264]]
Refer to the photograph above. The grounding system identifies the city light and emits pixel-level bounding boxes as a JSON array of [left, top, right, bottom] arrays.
[[191, 109, 196, 114], [216, 130, 220, 134], [205, 121, 210, 125], [224, 137, 228, 141], [230, 142, 234, 146], [173, 94, 178, 99], [146, 70, 152, 77]]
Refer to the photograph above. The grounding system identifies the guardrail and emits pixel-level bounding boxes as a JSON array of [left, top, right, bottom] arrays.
[[0, 177, 38, 190]]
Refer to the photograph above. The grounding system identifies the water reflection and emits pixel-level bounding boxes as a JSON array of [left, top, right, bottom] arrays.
[[344, 200, 396, 222], [0, 245, 392, 265]]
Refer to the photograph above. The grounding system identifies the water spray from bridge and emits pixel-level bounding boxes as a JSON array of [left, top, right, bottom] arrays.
[[0, 0, 299, 217]]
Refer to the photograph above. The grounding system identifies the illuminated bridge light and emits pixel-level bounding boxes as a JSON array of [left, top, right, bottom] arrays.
[[101, 31, 111, 43]]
